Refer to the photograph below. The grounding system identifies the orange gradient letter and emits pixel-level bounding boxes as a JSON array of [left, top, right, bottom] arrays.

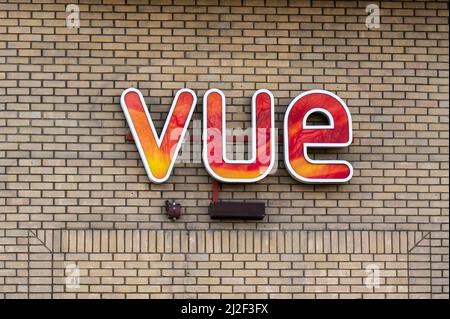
[[120, 88, 197, 183], [203, 89, 275, 183], [284, 90, 353, 183]]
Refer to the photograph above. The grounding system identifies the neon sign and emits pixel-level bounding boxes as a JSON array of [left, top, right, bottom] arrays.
[[120, 88, 353, 184]]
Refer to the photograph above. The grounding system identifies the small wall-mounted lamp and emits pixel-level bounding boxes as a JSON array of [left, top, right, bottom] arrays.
[[165, 200, 182, 221]]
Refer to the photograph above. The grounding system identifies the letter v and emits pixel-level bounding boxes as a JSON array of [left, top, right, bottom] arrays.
[[120, 88, 197, 183]]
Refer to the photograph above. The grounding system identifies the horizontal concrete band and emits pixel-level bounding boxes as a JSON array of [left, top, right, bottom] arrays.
[[20, 229, 431, 255]]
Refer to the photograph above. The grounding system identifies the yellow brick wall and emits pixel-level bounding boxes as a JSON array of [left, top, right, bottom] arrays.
[[0, 0, 448, 298]]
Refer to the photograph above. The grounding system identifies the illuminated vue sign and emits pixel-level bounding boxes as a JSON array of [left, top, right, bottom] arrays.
[[120, 88, 353, 184]]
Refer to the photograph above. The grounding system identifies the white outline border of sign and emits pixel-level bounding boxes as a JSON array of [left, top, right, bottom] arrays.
[[202, 88, 276, 183], [120, 87, 197, 184], [283, 89, 353, 184]]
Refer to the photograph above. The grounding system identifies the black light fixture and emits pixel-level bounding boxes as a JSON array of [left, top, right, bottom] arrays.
[[208, 180, 265, 220]]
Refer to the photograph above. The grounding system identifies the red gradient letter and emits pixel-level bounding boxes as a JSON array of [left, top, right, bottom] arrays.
[[203, 89, 275, 183], [120, 88, 197, 183], [284, 90, 353, 183]]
